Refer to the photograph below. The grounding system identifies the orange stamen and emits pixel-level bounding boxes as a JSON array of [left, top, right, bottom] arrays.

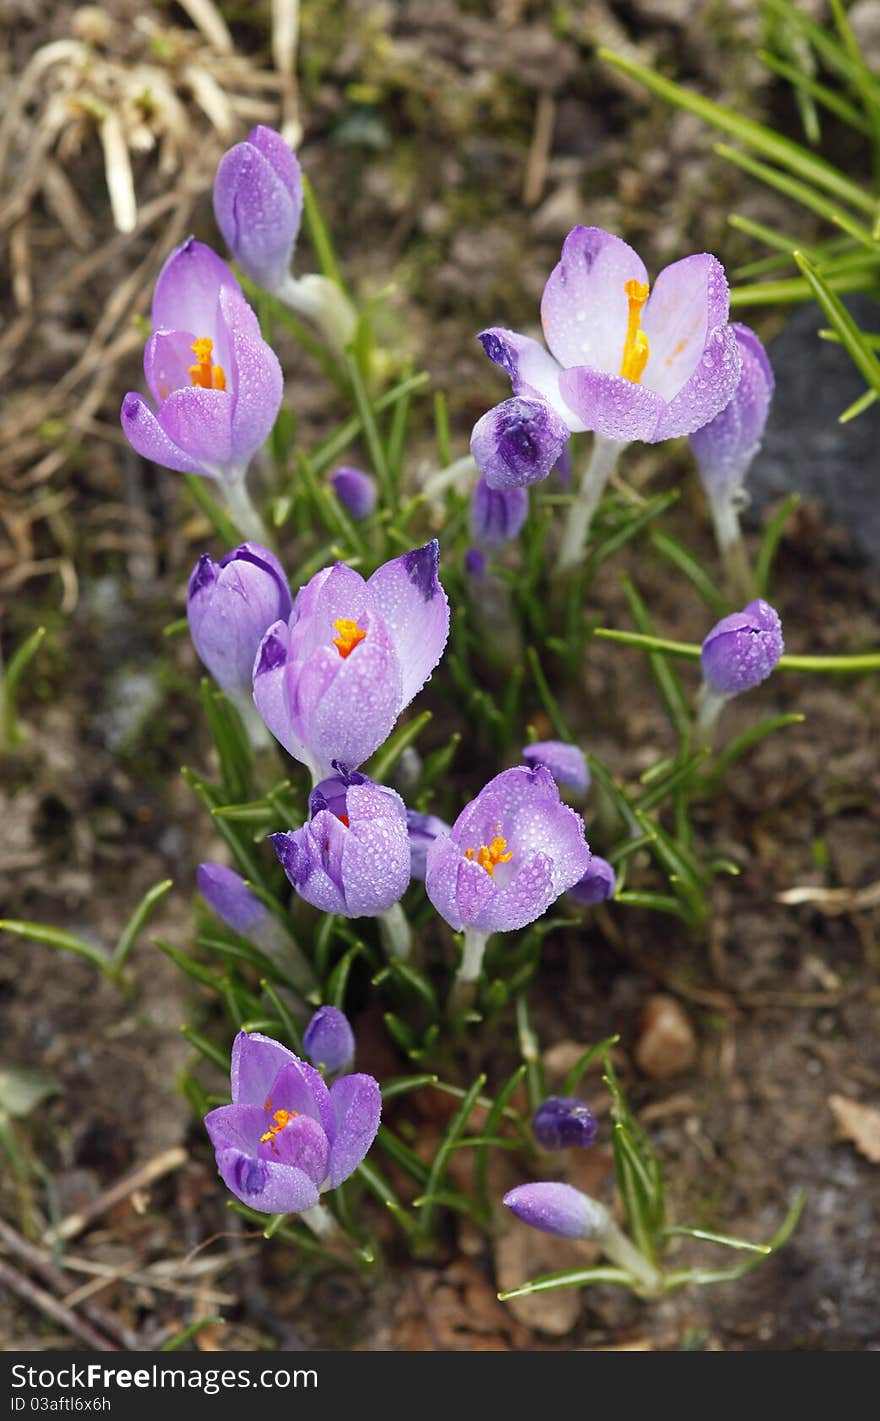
[[620, 279, 650, 384], [259, 1107, 298, 1145], [464, 835, 513, 878], [332, 617, 367, 658], [188, 336, 227, 392]]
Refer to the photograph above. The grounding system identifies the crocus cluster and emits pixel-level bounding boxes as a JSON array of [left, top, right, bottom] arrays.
[[204, 1030, 380, 1215]]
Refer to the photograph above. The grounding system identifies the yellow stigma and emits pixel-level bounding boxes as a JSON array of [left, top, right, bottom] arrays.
[[464, 835, 513, 877], [332, 617, 367, 659], [259, 1107, 298, 1145], [620, 279, 650, 384], [188, 336, 226, 391]]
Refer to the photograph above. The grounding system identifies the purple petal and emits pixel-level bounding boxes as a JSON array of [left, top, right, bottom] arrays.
[[406, 809, 451, 882], [248, 126, 303, 204], [640, 253, 730, 402], [469, 477, 528, 548], [303, 1006, 355, 1075], [424, 834, 496, 933], [260, 1112, 329, 1186], [690, 323, 774, 497], [197, 863, 265, 935], [327, 1073, 382, 1186], [532, 1097, 599, 1150], [144, 329, 198, 405], [204, 1101, 265, 1155], [230, 1030, 300, 1106], [701, 598, 784, 696], [158, 387, 233, 467], [478, 851, 556, 933], [503, 1181, 607, 1239], [214, 1147, 320, 1213], [568, 855, 616, 905], [120, 393, 213, 477], [151, 237, 239, 335], [213, 137, 301, 288], [558, 367, 664, 442], [288, 563, 373, 662], [273, 819, 348, 916], [228, 328, 284, 464], [332, 466, 377, 520], [521, 740, 589, 794], [471, 397, 570, 490], [366, 541, 450, 709], [289, 635, 403, 777], [540, 226, 649, 374], [651, 323, 742, 443], [477, 328, 580, 428], [188, 543, 291, 696], [337, 781, 411, 916], [253, 620, 312, 765]]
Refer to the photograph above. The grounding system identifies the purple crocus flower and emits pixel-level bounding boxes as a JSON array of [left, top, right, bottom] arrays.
[[532, 1097, 599, 1150], [475, 226, 741, 482], [271, 769, 410, 917], [470, 395, 570, 490], [568, 855, 616, 905], [187, 542, 292, 702], [406, 808, 451, 882], [303, 1007, 355, 1076], [332, 466, 377, 521], [469, 476, 528, 549], [213, 126, 303, 294], [253, 541, 450, 781], [701, 599, 784, 697], [522, 740, 589, 795], [120, 239, 283, 492], [503, 1182, 609, 1240], [690, 323, 774, 548], [204, 1031, 380, 1214], [464, 547, 488, 579], [424, 765, 590, 935]]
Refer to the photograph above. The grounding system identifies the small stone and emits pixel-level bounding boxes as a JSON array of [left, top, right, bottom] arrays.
[[634, 995, 697, 1079]]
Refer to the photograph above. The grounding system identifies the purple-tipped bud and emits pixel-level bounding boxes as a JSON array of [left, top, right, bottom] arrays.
[[503, 1182, 609, 1239], [198, 863, 266, 936], [303, 1006, 355, 1075], [690, 324, 774, 501], [331, 466, 377, 520], [568, 855, 616, 905], [406, 809, 451, 882], [522, 740, 589, 794], [187, 542, 292, 699], [213, 126, 303, 292], [464, 547, 488, 579], [701, 598, 784, 697], [533, 1097, 599, 1150], [471, 396, 569, 490], [552, 441, 573, 487], [469, 476, 528, 549]]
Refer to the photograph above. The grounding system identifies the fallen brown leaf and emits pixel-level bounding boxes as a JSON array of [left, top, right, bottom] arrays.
[[828, 1094, 880, 1164]]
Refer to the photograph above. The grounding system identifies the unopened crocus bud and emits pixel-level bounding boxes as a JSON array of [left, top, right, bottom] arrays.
[[471, 396, 570, 490], [568, 855, 616, 905], [701, 599, 784, 697], [332, 466, 377, 520], [214, 126, 303, 293], [406, 808, 451, 882], [533, 1097, 599, 1150], [503, 1182, 609, 1239], [469, 476, 528, 549], [690, 324, 774, 554], [464, 547, 487, 579], [197, 862, 316, 994], [187, 542, 292, 704], [303, 1006, 355, 1076], [522, 740, 589, 795]]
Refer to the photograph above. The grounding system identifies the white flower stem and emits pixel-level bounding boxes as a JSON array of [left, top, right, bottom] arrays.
[[598, 1217, 663, 1295], [221, 469, 268, 544], [231, 693, 273, 752], [695, 684, 731, 751], [277, 272, 357, 358], [557, 435, 624, 574], [448, 929, 490, 1017], [300, 1203, 340, 1240], [378, 901, 412, 962], [422, 455, 479, 503], [708, 491, 754, 603]]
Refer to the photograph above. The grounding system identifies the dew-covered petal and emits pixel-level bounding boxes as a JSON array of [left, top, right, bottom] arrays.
[[503, 1181, 608, 1239], [197, 862, 266, 936], [228, 328, 283, 463], [471, 397, 571, 490], [260, 1112, 330, 1187], [568, 855, 617, 905], [475, 850, 556, 933], [213, 136, 302, 289], [558, 366, 665, 443], [690, 323, 774, 497], [651, 322, 741, 443], [367, 541, 450, 710], [120, 393, 213, 477], [144, 329, 198, 405], [701, 598, 784, 696], [158, 387, 233, 467], [521, 740, 589, 793], [214, 1147, 320, 1213], [470, 477, 528, 548], [477, 328, 581, 427], [289, 633, 403, 776], [253, 620, 313, 766], [641, 253, 730, 402], [338, 782, 411, 916], [230, 1030, 301, 1106], [151, 237, 239, 336], [424, 834, 496, 933], [327, 1073, 382, 1186], [272, 819, 348, 916], [204, 1102, 265, 1156], [540, 226, 649, 374]]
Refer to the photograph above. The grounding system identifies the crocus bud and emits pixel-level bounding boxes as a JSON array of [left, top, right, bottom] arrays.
[[471, 396, 570, 490], [198, 862, 265, 937], [406, 809, 451, 882], [533, 1096, 599, 1150], [469, 476, 528, 549], [332, 466, 377, 520], [303, 1006, 355, 1076], [568, 855, 616, 905], [690, 324, 773, 542], [503, 1182, 609, 1239], [213, 126, 303, 293], [187, 542, 292, 702], [464, 547, 487, 579], [522, 740, 589, 795], [701, 599, 784, 697]]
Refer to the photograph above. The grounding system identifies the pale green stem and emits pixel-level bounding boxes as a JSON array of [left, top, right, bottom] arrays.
[[557, 435, 624, 573], [422, 454, 478, 503], [221, 468, 268, 544], [378, 901, 411, 962], [252, 916, 318, 999], [448, 929, 490, 1016], [707, 489, 754, 603], [599, 1216, 663, 1295], [277, 272, 357, 358], [300, 1202, 340, 1240], [695, 684, 731, 750], [230, 693, 273, 752]]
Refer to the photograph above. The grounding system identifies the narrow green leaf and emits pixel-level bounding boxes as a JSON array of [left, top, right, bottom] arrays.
[[375, 1125, 429, 1186], [649, 531, 725, 616], [0, 919, 109, 975], [346, 353, 394, 511], [327, 943, 364, 1008], [759, 49, 870, 134], [498, 1266, 633, 1300], [112, 879, 173, 972], [622, 578, 691, 743], [363, 710, 433, 783], [2, 625, 46, 748], [180, 1026, 228, 1073], [562, 1036, 620, 1097], [703, 713, 806, 790], [183, 475, 239, 546], [355, 1158, 418, 1237], [161, 1317, 224, 1351], [755, 492, 801, 597], [714, 145, 876, 249], [301, 175, 345, 287], [417, 1073, 486, 1244], [614, 891, 692, 921], [793, 251, 880, 395], [380, 1073, 439, 1101], [309, 371, 430, 476], [475, 1065, 527, 1215]]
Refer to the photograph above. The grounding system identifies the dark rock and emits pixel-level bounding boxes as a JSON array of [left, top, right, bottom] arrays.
[[747, 297, 880, 563]]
